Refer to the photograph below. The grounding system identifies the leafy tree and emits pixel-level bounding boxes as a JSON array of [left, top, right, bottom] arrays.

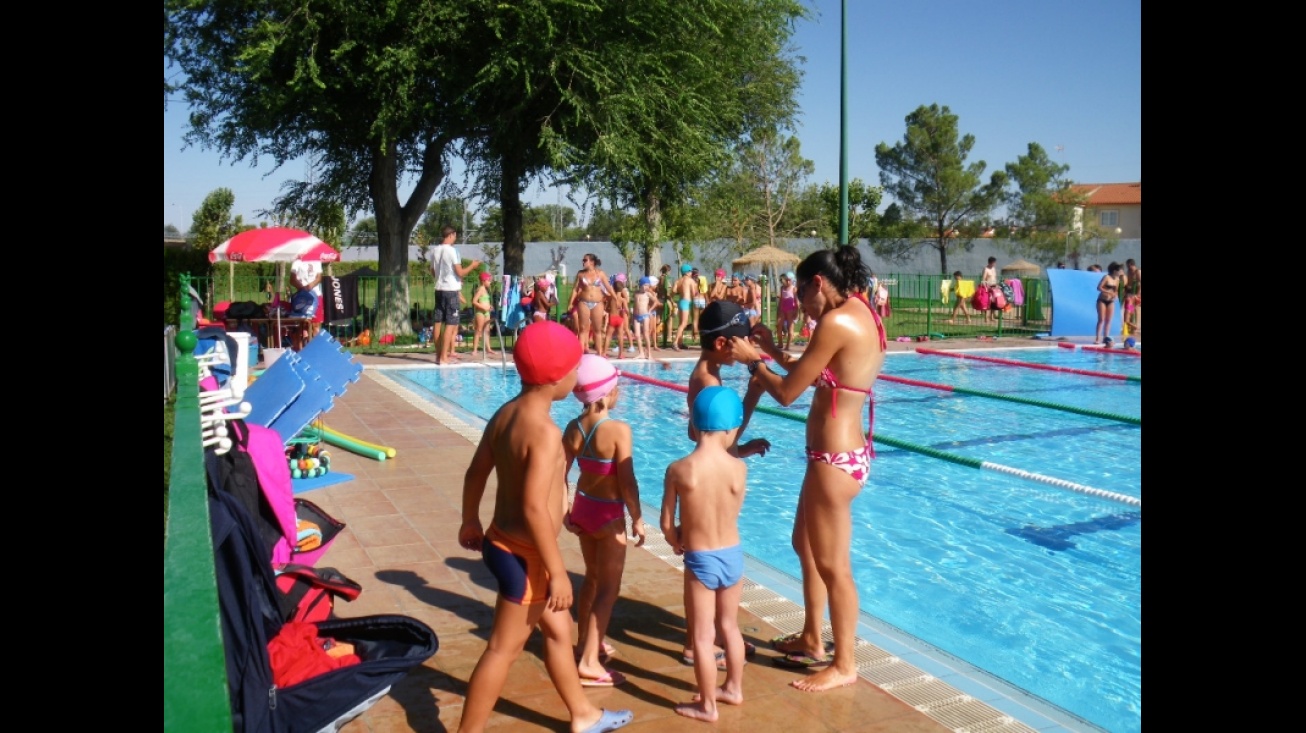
[[347, 217, 378, 248], [534, 204, 577, 240], [164, 224, 182, 237], [188, 187, 237, 252], [478, 204, 567, 243], [417, 198, 472, 244], [413, 197, 473, 261], [874, 104, 1008, 274], [522, 207, 558, 243], [166, 1, 474, 335], [700, 162, 764, 256], [584, 206, 627, 242], [478, 241, 503, 278], [815, 178, 882, 243], [545, 0, 808, 275], [1002, 142, 1084, 264], [739, 131, 815, 248]]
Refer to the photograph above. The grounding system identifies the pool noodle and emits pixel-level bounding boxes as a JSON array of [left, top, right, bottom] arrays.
[[619, 370, 1140, 508], [303, 426, 387, 461], [318, 424, 397, 457]]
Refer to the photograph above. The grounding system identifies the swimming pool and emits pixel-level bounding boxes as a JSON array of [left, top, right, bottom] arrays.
[[388, 347, 1141, 733]]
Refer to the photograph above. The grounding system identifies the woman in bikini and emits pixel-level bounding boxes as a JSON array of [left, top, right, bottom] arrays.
[[562, 355, 648, 687], [728, 245, 886, 693], [1095, 262, 1123, 345], [570, 254, 610, 354], [470, 271, 499, 359]]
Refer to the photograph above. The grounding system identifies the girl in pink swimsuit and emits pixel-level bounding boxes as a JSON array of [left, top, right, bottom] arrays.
[[727, 245, 886, 692], [561, 355, 648, 686]]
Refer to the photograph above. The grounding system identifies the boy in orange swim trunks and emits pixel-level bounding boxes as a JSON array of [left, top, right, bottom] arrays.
[[458, 321, 633, 733]]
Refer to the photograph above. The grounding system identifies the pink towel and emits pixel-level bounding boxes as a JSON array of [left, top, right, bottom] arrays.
[[1005, 279, 1025, 307]]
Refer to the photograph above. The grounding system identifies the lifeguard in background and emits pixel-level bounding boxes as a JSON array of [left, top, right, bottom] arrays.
[[290, 257, 324, 347]]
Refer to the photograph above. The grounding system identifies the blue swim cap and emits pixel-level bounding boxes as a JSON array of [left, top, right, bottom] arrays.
[[692, 386, 744, 433], [1124, 336, 1137, 348], [681, 263, 694, 274]]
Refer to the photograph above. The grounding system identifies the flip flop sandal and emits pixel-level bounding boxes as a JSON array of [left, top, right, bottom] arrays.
[[575, 642, 617, 663], [579, 669, 626, 688], [770, 633, 834, 654], [770, 632, 802, 650], [580, 708, 635, 733], [681, 649, 727, 671], [771, 651, 833, 669]]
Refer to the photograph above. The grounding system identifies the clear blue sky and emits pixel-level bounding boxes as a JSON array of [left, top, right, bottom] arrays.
[[163, 0, 1141, 231]]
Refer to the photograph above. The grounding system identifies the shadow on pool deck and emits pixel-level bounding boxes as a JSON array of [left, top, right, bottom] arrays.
[[309, 339, 1053, 732]]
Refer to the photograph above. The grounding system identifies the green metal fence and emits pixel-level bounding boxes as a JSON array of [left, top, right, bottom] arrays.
[[869, 273, 1053, 341], [187, 271, 1056, 355], [164, 273, 234, 733]]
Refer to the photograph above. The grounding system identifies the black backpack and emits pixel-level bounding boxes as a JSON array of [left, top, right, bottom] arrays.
[[274, 563, 362, 624], [209, 482, 437, 733], [227, 301, 265, 320]]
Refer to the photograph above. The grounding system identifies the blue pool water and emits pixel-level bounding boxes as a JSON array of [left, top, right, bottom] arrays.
[[390, 347, 1141, 733]]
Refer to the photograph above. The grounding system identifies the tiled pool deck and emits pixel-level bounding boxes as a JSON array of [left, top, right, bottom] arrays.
[[305, 338, 1097, 732]]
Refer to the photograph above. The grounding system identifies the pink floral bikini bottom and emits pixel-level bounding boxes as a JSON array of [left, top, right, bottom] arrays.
[[805, 444, 872, 487]]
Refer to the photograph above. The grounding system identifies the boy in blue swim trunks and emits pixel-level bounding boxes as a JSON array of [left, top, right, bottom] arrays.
[[459, 321, 633, 733], [661, 386, 750, 722]]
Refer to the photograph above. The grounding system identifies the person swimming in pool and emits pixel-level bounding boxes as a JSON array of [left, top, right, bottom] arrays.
[[728, 244, 887, 693], [561, 354, 648, 687], [661, 386, 750, 722], [458, 322, 633, 733]]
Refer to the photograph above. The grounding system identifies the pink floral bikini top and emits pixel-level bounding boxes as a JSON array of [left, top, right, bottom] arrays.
[[813, 299, 887, 452]]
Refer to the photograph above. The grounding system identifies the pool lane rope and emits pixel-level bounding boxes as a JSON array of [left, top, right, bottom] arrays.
[[1059, 342, 1142, 358], [621, 371, 1141, 508], [878, 374, 1140, 426], [916, 347, 1142, 384]]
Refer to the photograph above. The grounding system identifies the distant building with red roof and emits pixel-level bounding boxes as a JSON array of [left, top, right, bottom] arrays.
[[1068, 182, 1140, 238]]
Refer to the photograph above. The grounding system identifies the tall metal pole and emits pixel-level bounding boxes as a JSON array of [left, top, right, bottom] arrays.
[[838, 0, 849, 246]]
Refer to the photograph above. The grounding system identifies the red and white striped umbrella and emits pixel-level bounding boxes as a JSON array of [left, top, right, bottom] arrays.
[[209, 227, 340, 264]]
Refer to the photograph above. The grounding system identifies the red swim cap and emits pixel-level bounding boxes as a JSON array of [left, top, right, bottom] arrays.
[[513, 321, 582, 385]]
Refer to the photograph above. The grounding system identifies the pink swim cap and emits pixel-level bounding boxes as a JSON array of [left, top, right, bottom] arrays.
[[572, 354, 620, 404], [479, 271, 492, 282]]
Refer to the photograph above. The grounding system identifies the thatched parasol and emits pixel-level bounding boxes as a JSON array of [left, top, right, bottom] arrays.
[[732, 245, 801, 270], [732, 245, 801, 327], [1001, 258, 1042, 276]]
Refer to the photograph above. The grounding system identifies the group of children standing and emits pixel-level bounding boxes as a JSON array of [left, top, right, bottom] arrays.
[[457, 299, 774, 731], [456, 242, 893, 730]]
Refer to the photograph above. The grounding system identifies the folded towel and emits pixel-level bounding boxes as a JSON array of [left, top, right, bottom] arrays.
[[296, 519, 323, 552], [956, 279, 976, 299]]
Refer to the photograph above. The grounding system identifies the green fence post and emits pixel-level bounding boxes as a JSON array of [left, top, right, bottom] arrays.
[[924, 273, 933, 337]]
